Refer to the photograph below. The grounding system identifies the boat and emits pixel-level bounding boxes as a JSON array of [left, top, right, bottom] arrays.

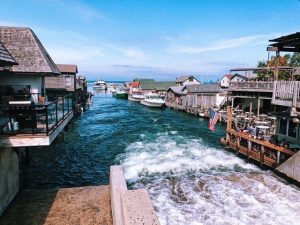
[[113, 89, 128, 99], [93, 79, 107, 90], [128, 92, 145, 102], [140, 93, 165, 108]]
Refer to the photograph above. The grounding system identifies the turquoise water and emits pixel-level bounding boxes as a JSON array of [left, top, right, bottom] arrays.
[[27, 90, 300, 225]]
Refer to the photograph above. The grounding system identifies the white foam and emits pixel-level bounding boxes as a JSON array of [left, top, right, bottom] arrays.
[[118, 132, 300, 225]]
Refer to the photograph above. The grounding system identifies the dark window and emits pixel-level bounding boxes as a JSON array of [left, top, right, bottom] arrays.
[[288, 120, 297, 138], [279, 118, 287, 135], [189, 77, 193, 82]]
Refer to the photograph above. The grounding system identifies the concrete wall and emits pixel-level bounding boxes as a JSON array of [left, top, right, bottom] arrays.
[[0, 147, 19, 215], [276, 151, 300, 183], [110, 165, 160, 225]]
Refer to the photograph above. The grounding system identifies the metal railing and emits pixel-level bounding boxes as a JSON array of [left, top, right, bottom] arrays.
[[229, 81, 274, 91], [0, 94, 73, 135]]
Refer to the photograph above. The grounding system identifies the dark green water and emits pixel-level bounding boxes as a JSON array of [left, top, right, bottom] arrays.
[[26, 90, 300, 225]]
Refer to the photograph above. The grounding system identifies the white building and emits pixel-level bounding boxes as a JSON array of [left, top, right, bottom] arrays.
[[176, 75, 201, 86], [220, 74, 247, 88]]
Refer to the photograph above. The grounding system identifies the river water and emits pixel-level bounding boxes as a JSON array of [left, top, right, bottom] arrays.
[[27, 90, 300, 225]]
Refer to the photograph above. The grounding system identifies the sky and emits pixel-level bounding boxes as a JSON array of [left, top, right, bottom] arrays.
[[1, 0, 300, 81]]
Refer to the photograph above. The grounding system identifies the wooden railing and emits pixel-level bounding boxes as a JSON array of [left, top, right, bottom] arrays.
[[272, 81, 300, 108], [229, 81, 274, 92]]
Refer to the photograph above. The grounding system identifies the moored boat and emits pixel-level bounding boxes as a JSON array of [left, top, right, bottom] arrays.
[[140, 93, 165, 108], [93, 79, 107, 90], [128, 92, 145, 102], [113, 89, 128, 99]]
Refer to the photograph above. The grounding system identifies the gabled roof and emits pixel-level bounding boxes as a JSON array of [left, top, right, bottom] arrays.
[[0, 26, 60, 75], [176, 76, 191, 83], [176, 75, 200, 83], [167, 86, 186, 95], [0, 41, 18, 66], [57, 64, 78, 74], [224, 74, 234, 80], [140, 81, 176, 91], [231, 74, 247, 80], [184, 84, 224, 93]]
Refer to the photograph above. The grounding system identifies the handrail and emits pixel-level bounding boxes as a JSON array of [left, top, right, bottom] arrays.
[[1, 94, 73, 135], [229, 81, 274, 90]]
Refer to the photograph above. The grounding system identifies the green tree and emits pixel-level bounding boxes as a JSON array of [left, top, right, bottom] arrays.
[[289, 53, 300, 66]]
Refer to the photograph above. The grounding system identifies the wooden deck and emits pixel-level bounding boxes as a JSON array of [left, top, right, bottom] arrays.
[[221, 129, 295, 168]]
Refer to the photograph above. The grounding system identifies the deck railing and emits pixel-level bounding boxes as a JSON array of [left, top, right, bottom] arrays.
[[229, 81, 274, 92], [272, 81, 300, 108], [0, 94, 73, 135]]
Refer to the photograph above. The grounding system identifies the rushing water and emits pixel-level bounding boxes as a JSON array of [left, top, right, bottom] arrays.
[[27, 90, 300, 225]]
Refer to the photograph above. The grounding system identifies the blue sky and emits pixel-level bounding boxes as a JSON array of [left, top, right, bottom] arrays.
[[1, 0, 300, 81]]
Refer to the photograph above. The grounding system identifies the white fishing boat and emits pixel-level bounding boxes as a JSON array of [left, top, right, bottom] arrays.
[[93, 79, 106, 90], [140, 93, 165, 108], [128, 91, 145, 102]]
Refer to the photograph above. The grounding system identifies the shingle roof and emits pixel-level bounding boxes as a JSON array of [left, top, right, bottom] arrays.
[[0, 41, 18, 66], [224, 74, 234, 80], [185, 84, 224, 93], [57, 64, 78, 74], [140, 81, 176, 91], [176, 75, 191, 83], [0, 26, 60, 75], [167, 86, 186, 95]]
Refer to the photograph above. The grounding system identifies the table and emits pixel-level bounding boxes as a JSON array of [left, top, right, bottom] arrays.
[[256, 125, 270, 129]]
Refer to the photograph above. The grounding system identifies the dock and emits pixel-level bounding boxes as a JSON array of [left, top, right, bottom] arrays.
[[0, 166, 160, 225]]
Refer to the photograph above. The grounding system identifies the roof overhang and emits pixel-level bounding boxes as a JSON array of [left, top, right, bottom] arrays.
[[268, 32, 300, 52]]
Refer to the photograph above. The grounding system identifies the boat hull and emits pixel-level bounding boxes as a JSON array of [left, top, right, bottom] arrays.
[[128, 96, 144, 102], [114, 93, 128, 99], [140, 100, 164, 108], [93, 86, 106, 90]]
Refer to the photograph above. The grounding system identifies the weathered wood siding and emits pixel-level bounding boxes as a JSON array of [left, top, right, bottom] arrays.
[[45, 75, 75, 92], [272, 81, 300, 108]]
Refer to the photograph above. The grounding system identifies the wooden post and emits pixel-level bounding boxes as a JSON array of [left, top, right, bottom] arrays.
[[247, 140, 251, 160], [260, 146, 265, 167], [274, 51, 280, 80], [257, 98, 260, 117], [227, 106, 233, 131], [250, 102, 252, 114], [236, 137, 240, 155], [277, 151, 281, 165]]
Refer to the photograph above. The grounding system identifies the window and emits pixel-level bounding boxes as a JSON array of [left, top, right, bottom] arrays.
[[189, 77, 193, 82], [279, 118, 287, 135], [65, 76, 72, 87], [288, 120, 297, 138]]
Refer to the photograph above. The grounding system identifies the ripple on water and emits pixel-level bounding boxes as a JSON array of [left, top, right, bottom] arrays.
[[118, 132, 300, 225]]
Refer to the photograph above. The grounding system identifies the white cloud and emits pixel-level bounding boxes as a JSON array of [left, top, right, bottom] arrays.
[[170, 33, 281, 54], [109, 45, 150, 59]]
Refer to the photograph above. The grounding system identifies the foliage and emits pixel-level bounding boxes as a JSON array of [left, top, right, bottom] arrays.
[[256, 53, 300, 80]]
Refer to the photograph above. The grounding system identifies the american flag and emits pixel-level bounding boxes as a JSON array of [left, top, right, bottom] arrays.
[[209, 109, 218, 131]]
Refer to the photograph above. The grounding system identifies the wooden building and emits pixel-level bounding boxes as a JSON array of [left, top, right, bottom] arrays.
[[134, 79, 176, 96], [0, 26, 74, 215], [183, 84, 226, 112], [220, 74, 247, 88], [0, 26, 74, 144], [165, 86, 187, 110]]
